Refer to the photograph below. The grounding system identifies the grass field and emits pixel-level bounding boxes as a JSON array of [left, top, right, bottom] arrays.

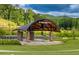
[[0, 39, 79, 55]]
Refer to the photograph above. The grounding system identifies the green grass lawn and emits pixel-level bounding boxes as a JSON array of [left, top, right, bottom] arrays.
[[0, 39, 79, 55]]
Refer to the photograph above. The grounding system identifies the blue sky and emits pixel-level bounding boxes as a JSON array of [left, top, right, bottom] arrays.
[[18, 4, 79, 18]]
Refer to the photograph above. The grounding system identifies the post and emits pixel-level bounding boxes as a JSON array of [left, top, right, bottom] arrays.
[[41, 31, 44, 35], [27, 31, 34, 41], [20, 31, 23, 41], [41, 23, 44, 35], [49, 31, 52, 41], [17, 30, 23, 41]]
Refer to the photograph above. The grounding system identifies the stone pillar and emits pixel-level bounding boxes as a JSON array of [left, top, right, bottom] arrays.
[[17, 30, 23, 41], [41, 31, 44, 35], [20, 31, 23, 41], [49, 31, 52, 41], [27, 31, 34, 41]]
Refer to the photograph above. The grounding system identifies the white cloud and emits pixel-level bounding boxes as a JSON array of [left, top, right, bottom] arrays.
[[46, 11, 66, 16], [33, 9, 66, 16], [62, 4, 79, 13], [33, 9, 79, 18], [69, 4, 79, 9], [18, 4, 26, 8], [32, 9, 45, 14], [12, 4, 29, 9]]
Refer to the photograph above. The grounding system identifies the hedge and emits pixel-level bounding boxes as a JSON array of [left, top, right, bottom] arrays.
[[0, 39, 21, 45]]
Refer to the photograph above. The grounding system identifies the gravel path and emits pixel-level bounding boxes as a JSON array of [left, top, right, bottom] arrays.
[[20, 39, 63, 45]]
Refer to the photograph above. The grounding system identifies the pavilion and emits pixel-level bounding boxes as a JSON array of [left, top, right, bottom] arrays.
[[14, 19, 60, 42]]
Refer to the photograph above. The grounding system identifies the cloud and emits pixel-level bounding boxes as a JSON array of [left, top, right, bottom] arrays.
[[32, 4, 79, 18], [12, 4, 30, 9], [65, 4, 79, 13], [18, 4, 30, 8], [33, 9, 66, 16], [33, 9, 79, 18], [32, 9, 45, 14], [28, 4, 79, 18], [18, 4, 26, 8], [69, 4, 79, 9]]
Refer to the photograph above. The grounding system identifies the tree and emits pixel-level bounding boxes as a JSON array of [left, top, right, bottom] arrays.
[[59, 17, 73, 30]]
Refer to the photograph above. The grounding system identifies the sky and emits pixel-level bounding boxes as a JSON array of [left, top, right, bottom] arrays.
[[18, 4, 79, 18]]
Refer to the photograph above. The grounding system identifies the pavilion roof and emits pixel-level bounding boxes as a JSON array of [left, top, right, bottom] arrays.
[[14, 19, 60, 32]]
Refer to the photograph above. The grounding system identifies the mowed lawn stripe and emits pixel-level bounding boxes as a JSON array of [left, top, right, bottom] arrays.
[[1, 49, 79, 53]]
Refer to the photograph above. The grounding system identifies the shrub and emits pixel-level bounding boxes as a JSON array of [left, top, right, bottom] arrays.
[[0, 39, 21, 45], [0, 18, 17, 35], [53, 30, 79, 37]]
